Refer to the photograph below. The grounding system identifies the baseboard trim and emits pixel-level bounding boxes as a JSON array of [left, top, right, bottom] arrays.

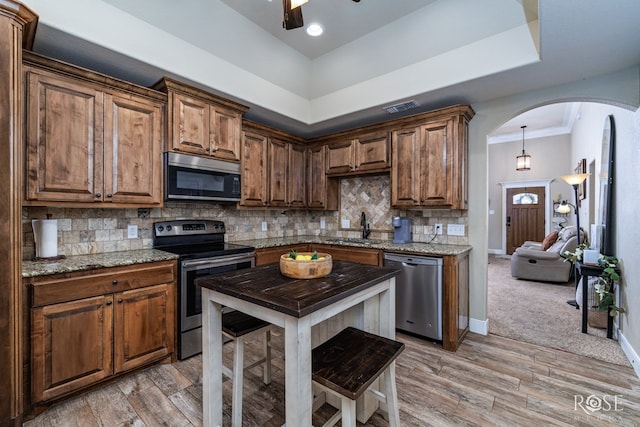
[[470, 317, 489, 335], [618, 330, 640, 379], [488, 249, 503, 255]]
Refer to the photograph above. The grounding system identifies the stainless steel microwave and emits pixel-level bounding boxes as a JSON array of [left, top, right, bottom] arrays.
[[164, 152, 241, 203]]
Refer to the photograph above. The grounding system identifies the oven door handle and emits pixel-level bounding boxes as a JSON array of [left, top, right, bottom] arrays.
[[181, 252, 256, 270]]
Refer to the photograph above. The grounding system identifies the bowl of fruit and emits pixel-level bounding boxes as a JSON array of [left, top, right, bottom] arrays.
[[280, 250, 332, 279]]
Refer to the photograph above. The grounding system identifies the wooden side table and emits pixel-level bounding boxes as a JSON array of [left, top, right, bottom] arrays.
[[575, 262, 616, 338]]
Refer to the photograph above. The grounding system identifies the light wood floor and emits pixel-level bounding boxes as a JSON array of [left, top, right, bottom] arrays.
[[24, 330, 640, 426]]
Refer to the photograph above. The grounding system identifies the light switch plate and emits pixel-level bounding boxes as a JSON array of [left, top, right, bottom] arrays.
[[262, 221, 268, 231], [447, 224, 465, 236], [320, 218, 326, 229], [127, 225, 138, 239], [341, 219, 350, 229]]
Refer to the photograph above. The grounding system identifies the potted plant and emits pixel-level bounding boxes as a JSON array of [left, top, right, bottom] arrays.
[[594, 255, 625, 317], [562, 246, 625, 318]]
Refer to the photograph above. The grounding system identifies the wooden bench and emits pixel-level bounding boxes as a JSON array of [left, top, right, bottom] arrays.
[[312, 327, 405, 427], [222, 310, 272, 427]]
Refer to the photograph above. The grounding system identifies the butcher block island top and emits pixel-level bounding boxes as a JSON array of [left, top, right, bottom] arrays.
[[195, 261, 400, 317]]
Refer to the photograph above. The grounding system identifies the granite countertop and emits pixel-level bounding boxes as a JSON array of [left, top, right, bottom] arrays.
[[234, 235, 472, 257], [22, 249, 179, 278], [22, 236, 470, 278]]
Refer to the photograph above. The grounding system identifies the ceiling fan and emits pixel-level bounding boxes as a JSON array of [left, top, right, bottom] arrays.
[[283, 0, 361, 30]]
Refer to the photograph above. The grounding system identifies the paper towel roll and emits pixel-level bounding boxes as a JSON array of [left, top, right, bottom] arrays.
[[32, 219, 58, 258]]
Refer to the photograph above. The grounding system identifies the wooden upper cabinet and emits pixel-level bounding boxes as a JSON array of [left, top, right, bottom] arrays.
[[241, 120, 308, 209], [391, 127, 420, 207], [326, 140, 354, 175], [23, 53, 165, 207], [171, 93, 209, 155], [25, 70, 104, 203], [104, 94, 163, 205], [307, 145, 338, 210], [155, 77, 247, 162], [288, 143, 307, 208], [268, 138, 289, 207], [241, 131, 269, 207], [391, 106, 473, 210], [325, 131, 390, 176], [267, 138, 306, 208], [211, 106, 242, 161], [419, 120, 453, 207], [354, 131, 391, 172]]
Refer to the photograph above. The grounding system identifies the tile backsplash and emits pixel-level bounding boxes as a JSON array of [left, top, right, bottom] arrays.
[[23, 175, 468, 259]]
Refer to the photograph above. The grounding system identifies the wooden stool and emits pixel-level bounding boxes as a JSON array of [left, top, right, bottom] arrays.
[[312, 327, 405, 427], [222, 310, 272, 427]]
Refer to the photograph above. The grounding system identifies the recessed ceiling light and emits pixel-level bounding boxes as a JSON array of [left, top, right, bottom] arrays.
[[306, 23, 323, 36]]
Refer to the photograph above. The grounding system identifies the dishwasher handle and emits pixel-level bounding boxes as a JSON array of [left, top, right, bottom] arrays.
[[383, 252, 442, 266]]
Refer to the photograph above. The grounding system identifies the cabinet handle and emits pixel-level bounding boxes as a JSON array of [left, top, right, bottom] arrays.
[[106, 194, 113, 198], [106, 301, 112, 306], [95, 193, 102, 198], [112, 279, 118, 285], [118, 298, 123, 303]]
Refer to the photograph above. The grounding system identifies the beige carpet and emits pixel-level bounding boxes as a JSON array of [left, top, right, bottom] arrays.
[[488, 255, 631, 367]]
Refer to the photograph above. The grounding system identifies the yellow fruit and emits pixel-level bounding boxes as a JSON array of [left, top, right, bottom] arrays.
[[295, 255, 304, 260]]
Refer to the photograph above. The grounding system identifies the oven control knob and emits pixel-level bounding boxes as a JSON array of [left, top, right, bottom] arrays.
[[166, 225, 172, 231], [157, 226, 164, 232]]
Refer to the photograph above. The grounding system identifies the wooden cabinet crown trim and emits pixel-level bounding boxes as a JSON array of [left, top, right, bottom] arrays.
[[23, 51, 167, 102], [153, 76, 248, 113], [309, 104, 475, 145]]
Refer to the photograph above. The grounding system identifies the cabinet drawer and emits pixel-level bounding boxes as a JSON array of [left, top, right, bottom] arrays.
[[31, 261, 176, 307]]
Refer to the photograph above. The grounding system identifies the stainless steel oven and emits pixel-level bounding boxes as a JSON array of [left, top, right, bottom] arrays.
[[153, 220, 255, 360]]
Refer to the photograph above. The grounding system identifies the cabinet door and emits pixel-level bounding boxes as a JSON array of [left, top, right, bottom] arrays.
[[104, 94, 163, 204], [354, 131, 390, 172], [114, 284, 175, 373], [210, 106, 242, 162], [171, 92, 210, 155], [419, 120, 453, 207], [391, 127, 420, 207], [26, 71, 104, 202], [31, 296, 113, 402], [307, 145, 327, 209], [288, 143, 307, 208], [325, 140, 354, 175], [268, 138, 289, 207], [240, 131, 269, 206]]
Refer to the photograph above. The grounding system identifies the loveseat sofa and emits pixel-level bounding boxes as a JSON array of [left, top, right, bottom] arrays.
[[510, 226, 583, 283]]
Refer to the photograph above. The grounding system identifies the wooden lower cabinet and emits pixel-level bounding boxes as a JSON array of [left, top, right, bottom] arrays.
[[311, 244, 381, 266], [256, 244, 310, 266], [31, 296, 113, 403], [29, 260, 176, 404], [442, 253, 470, 351]]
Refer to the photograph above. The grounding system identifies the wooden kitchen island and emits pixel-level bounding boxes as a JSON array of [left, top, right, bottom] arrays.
[[196, 261, 400, 427]]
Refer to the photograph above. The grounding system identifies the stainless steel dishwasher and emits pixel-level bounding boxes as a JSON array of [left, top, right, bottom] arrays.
[[383, 252, 443, 340]]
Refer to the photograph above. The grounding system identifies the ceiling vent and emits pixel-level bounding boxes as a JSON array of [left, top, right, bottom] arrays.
[[383, 100, 420, 114]]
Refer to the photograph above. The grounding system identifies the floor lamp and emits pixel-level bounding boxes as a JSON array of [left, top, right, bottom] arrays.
[[559, 173, 590, 308]]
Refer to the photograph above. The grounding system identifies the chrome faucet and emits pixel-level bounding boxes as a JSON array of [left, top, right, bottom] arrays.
[[361, 212, 371, 239]]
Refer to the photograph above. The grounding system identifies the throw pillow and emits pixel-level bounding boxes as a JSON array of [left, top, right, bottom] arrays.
[[541, 231, 559, 251]]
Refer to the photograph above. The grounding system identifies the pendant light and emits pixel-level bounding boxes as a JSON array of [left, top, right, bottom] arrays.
[[516, 125, 531, 171]]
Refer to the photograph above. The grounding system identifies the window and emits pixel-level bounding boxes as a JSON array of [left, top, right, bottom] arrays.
[[513, 192, 538, 205]]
